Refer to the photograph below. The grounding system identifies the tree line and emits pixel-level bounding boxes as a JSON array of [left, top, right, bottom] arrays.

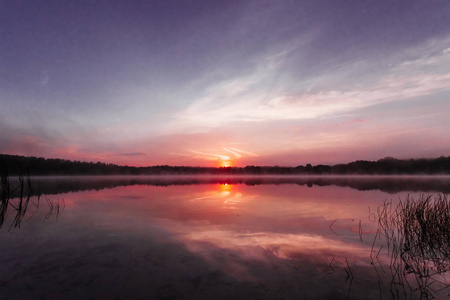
[[1, 154, 450, 175]]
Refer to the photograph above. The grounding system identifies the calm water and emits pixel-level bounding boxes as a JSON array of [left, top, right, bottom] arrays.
[[1, 176, 449, 299]]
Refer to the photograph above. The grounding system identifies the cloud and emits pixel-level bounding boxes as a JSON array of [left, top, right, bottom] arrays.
[[173, 40, 450, 130], [182, 230, 370, 261], [223, 147, 242, 158], [223, 147, 259, 159], [226, 147, 258, 157], [170, 147, 259, 165], [190, 151, 230, 161], [179, 73, 450, 126]]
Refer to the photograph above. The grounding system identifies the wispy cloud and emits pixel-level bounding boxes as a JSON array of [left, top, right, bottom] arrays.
[[191, 151, 230, 161], [173, 41, 450, 130], [224, 147, 258, 158], [223, 147, 242, 158], [186, 147, 258, 163]]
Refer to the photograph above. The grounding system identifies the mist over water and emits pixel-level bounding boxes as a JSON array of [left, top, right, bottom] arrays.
[[1, 176, 449, 299]]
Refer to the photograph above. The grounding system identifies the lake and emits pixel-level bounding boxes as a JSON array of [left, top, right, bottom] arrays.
[[1, 175, 449, 299]]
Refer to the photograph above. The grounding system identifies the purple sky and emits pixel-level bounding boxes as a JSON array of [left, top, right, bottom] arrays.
[[1, 0, 450, 167]]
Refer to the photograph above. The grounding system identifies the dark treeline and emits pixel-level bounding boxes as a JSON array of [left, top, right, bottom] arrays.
[[1, 154, 450, 175]]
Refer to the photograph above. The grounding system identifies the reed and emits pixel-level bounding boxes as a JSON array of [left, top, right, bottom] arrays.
[[0, 169, 47, 230], [0, 168, 10, 227], [376, 194, 449, 299], [1, 168, 9, 200]]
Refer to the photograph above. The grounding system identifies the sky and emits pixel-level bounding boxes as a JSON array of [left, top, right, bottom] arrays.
[[1, 0, 450, 167]]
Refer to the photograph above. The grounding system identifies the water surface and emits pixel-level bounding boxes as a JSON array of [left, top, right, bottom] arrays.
[[1, 176, 449, 299]]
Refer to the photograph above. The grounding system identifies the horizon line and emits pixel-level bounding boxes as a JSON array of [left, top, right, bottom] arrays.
[[1, 153, 449, 169]]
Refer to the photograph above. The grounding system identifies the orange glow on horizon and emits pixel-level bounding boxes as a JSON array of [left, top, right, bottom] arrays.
[[219, 159, 232, 168]]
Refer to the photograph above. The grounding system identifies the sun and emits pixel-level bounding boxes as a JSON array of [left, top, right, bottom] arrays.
[[219, 159, 232, 167]]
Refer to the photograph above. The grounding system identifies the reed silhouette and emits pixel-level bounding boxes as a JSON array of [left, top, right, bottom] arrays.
[[0, 171, 62, 231], [373, 194, 449, 299]]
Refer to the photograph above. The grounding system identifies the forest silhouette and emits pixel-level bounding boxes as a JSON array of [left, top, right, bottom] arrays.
[[1, 154, 450, 176]]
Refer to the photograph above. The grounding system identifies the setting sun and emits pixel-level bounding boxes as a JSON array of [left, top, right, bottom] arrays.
[[219, 160, 232, 168]]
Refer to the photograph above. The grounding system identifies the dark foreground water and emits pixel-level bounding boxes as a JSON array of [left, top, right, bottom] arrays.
[[1, 176, 449, 299]]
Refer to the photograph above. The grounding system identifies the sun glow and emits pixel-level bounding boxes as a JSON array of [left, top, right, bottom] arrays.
[[219, 183, 231, 193], [219, 159, 232, 168]]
